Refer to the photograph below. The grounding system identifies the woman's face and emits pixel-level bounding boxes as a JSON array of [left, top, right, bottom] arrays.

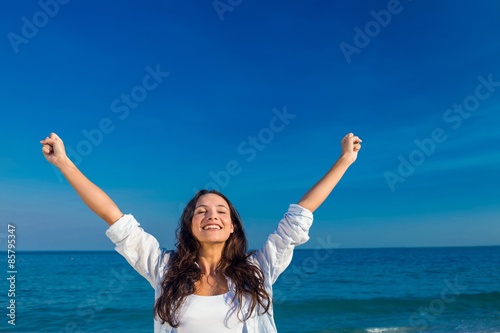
[[191, 193, 234, 244]]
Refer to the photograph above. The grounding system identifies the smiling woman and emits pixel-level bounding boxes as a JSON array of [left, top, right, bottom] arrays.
[[39, 131, 361, 333]]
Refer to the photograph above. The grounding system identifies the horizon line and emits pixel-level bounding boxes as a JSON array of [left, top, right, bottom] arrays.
[[4, 244, 500, 253]]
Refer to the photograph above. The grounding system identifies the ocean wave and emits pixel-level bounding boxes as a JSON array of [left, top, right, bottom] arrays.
[[277, 291, 500, 314]]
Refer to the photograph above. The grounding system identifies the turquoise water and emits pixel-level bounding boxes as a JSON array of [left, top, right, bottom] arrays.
[[1, 247, 499, 332]]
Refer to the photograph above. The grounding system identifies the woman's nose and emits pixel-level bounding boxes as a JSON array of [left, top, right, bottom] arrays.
[[206, 211, 219, 220]]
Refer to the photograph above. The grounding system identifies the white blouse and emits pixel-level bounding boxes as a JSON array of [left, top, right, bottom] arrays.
[[173, 291, 245, 333]]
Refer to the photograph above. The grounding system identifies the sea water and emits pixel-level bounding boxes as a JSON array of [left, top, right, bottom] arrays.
[[1, 247, 499, 333]]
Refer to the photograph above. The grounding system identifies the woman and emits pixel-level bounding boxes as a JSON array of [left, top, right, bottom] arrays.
[[40, 132, 361, 333]]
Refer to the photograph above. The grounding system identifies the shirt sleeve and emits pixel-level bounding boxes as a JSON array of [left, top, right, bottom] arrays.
[[105, 214, 171, 289], [252, 204, 313, 285]]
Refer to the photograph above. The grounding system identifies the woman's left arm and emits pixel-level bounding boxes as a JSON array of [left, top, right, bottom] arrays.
[[252, 133, 361, 283], [298, 132, 361, 213]]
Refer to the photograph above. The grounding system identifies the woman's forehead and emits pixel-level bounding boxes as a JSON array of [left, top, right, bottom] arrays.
[[196, 193, 229, 207]]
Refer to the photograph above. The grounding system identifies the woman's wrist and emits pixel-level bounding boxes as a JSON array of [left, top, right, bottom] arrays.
[[337, 153, 356, 167], [55, 156, 74, 171]]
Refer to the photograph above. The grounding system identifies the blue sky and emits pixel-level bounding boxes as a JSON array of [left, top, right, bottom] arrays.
[[1, 0, 499, 251]]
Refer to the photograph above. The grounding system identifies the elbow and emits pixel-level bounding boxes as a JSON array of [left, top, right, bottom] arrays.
[[297, 200, 317, 213], [102, 210, 124, 226]]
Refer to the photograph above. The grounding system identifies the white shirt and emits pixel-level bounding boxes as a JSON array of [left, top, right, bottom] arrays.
[[106, 204, 313, 333], [173, 291, 244, 333]]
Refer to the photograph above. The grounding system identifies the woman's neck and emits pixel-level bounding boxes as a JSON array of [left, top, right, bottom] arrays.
[[198, 244, 224, 275]]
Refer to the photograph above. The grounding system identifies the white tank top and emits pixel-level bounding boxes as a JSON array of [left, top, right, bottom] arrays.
[[173, 291, 245, 333]]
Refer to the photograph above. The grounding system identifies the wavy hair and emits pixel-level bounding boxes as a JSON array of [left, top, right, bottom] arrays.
[[153, 189, 271, 327]]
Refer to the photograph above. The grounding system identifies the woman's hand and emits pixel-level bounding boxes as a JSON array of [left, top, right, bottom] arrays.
[[40, 132, 68, 168], [340, 132, 362, 164]]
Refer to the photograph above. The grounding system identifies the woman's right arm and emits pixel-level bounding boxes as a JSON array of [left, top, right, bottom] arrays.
[[42, 133, 169, 288], [40, 132, 123, 226]]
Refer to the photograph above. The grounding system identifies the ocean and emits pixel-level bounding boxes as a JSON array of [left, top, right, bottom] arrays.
[[1, 246, 499, 333]]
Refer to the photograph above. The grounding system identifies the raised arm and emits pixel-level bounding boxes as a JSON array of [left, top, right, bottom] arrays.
[[40, 132, 123, 226], [297, 132, 361, 213]]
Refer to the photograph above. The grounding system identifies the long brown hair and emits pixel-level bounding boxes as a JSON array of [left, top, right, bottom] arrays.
[[153, 189, 271, 327]]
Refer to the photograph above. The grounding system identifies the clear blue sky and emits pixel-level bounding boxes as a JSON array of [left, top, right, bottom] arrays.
[[1, 0, 499, 251]]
